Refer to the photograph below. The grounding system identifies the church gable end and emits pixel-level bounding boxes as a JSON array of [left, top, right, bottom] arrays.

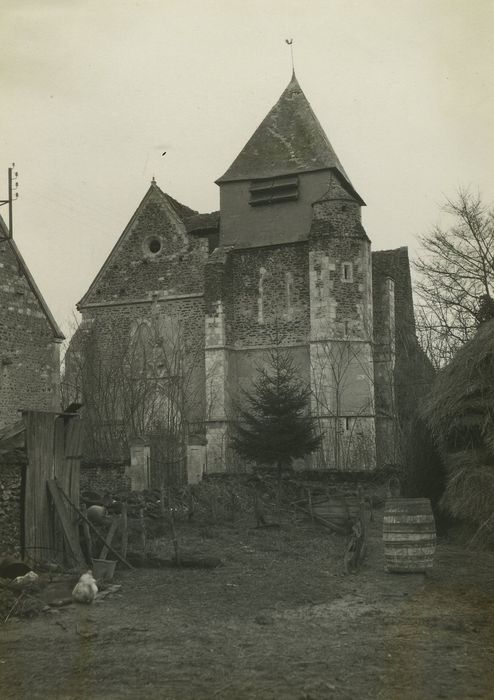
[[80, 181, 206, 307]]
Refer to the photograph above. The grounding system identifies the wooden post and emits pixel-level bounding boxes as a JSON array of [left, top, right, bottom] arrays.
[[167, 492, 180, 565], [358, 486, 367, 563], [46, 480, 86, 568], [139, 508, 146, 557], [159, 486, 166, 517], [307, 488, 314, 525], [80, 503, 93, 564], [99, 518, 120, 560], [121, 503, 128, 561]]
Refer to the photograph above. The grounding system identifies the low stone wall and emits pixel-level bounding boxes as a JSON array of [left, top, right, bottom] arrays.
[[80, 462, 131, 497], [0, 462, 22, 558]]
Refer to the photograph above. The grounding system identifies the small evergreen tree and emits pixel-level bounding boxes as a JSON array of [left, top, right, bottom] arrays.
[[232, 349, 322, 521]]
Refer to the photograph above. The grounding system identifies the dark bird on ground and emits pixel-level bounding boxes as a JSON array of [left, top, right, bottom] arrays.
[[0, 557, 32, 580]]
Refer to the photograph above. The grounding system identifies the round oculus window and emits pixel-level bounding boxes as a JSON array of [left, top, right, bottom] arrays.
[[147, 237, 162, 254]]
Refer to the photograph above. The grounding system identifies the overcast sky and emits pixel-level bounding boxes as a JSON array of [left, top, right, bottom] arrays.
[[1, 0, 493, 336]]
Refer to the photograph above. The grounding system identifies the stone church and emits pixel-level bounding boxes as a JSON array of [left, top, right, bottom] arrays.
[[75, 74, 424, 481]]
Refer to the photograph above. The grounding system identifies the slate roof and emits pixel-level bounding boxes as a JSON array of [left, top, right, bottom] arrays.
[[165, 192, 197, 220], [185, 211, 220, 235], [217, 74, 355, 190], [0, 215, 64, 340]]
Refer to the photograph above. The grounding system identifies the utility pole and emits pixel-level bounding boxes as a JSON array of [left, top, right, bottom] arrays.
[[0, 164, 19, 240]]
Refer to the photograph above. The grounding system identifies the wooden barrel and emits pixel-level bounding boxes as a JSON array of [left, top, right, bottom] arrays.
[[383, 498, 436, 573]]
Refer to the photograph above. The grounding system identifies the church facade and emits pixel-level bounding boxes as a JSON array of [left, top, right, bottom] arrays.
[[76, 75, 421, 480]]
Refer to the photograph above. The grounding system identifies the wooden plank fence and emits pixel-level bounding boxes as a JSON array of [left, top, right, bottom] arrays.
[[21, 410, 83, 566]]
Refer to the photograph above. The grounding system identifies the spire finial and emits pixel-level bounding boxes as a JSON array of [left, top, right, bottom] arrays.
[[285, 38, 295, 76], [151, 176, 156, 184]]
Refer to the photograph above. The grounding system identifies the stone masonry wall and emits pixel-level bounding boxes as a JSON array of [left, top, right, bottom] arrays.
[[309, 190, 372, 342], [372, 247, 432, 423], [307, 186, 376, 470], [204, 247, 233, 472], [0, 239, 61, 429], [73, 296, 206, 464], [203, 242, 311, 471], [372, 247, 415, 349], [228, 243, 310, 347], [74, 183, 209, 480], [80, 462, 131, 496], [0, 462, 22, 557]]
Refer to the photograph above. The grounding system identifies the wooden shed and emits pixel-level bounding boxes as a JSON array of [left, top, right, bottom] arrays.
[[0, 409, 85, 568]]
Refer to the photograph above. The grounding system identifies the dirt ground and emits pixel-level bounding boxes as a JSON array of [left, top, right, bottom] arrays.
[[1, 510, 494, 700]]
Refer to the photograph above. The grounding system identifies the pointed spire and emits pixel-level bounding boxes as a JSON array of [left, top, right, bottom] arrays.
[[217, 75, 357, 197]]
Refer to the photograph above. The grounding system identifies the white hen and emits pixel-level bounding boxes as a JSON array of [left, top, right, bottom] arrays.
[[72, 570, 98, 604]]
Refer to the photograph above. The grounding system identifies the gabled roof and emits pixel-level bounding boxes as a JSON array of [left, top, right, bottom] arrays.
[[0, 215, 64, 340], [185, 211, 220, 236], [217, 73, 356, 193], [164, 192, 197, 221], [78, 180, 197, 308]]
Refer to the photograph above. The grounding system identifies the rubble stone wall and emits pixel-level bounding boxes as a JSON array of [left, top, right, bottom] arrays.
[[0, 239, 61, 429], [0, 462, 22, 557], [80, 463, 131, 497]]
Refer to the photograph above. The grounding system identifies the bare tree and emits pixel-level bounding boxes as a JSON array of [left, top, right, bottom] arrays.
[[310, 339, 379, 470], [63, 312, 206, 484], [415, 190, 494, 366]]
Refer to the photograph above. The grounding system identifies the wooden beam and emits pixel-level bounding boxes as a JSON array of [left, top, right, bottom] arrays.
[[21, 410, 81, 416], [46, 480, 86, 567], [121, 503, 128, 561], [99, 518, 120, 560], [80, 503, 92, 564]]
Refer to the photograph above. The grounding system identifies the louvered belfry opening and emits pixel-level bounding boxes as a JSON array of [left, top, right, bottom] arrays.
[[249, 175, 299, 207]]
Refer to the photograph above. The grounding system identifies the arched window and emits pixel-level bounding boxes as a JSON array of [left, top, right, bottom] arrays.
[[129, 320, 153, 376]]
